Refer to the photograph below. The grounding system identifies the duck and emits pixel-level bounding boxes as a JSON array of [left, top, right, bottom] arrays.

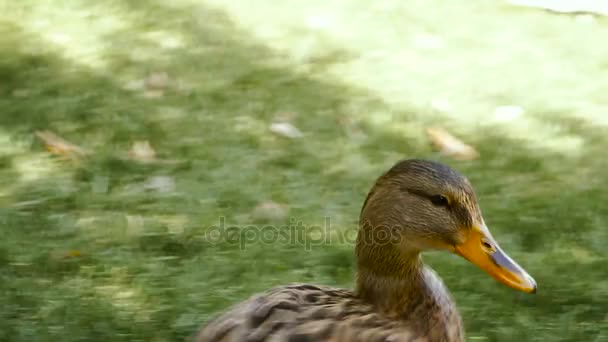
[[195, 159, 536, 342]]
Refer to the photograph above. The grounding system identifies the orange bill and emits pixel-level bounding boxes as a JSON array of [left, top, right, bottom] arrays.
[[453, 225, 536, 294]]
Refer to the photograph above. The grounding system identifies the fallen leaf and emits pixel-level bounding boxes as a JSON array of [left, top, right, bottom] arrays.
[[129, 140, 156, 162], [122, 141, 184, 166], [35, 130, 88, 158], [65, 250, 82, 258], [426, 127, 479, 160], [251, 201, 289, 222], [270, 122, 303, 138]]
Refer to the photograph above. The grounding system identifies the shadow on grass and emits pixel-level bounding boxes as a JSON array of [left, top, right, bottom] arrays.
[[1, 1, 607, 341]]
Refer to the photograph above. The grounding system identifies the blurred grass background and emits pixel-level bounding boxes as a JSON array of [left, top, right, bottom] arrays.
[[1, 0, 608, 341]]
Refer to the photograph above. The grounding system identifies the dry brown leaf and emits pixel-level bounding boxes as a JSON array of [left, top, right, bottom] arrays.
[[128, 140, 156, 162], [64, 250, 82, 258], [123, 141, 184, 166], [426, 127, 479, 161], [35, 130, 88, 158]]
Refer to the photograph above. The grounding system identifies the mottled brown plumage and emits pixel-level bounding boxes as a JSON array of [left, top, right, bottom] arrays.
[[196, 159, 536, 342]]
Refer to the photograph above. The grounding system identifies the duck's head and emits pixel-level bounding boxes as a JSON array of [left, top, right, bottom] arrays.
[[357, 159, 536, 294]]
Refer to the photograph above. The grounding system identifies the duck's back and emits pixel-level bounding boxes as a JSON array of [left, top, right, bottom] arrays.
[[195, 283, 462, 342]]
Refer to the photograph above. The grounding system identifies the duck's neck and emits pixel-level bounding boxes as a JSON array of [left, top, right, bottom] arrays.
[[355, 247, 432, 317], [355, 250, 463, 341], [353, 213, 456, 318]]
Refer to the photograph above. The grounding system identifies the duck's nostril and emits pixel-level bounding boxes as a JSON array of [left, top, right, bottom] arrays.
[[481, 240, 493, 251]]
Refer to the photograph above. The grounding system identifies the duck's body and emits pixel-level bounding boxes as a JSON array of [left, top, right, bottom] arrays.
[[197, 272, 461, 342], [196, 159, 535, 342]]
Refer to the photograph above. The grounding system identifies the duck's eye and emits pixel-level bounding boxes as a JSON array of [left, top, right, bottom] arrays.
[[430, 194, 449, 207]]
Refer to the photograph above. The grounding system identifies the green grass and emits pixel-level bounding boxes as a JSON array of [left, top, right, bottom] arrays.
[[1, 0, 608, 341]]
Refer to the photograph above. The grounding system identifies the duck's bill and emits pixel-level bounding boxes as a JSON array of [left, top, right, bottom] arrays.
[[453, 225, 537, 294]]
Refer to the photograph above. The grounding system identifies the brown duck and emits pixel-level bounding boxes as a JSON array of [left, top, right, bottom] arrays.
[[196, 159, 536, 342]]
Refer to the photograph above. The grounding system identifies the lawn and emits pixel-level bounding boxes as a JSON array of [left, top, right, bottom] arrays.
[[1, 0, 607, 341]]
